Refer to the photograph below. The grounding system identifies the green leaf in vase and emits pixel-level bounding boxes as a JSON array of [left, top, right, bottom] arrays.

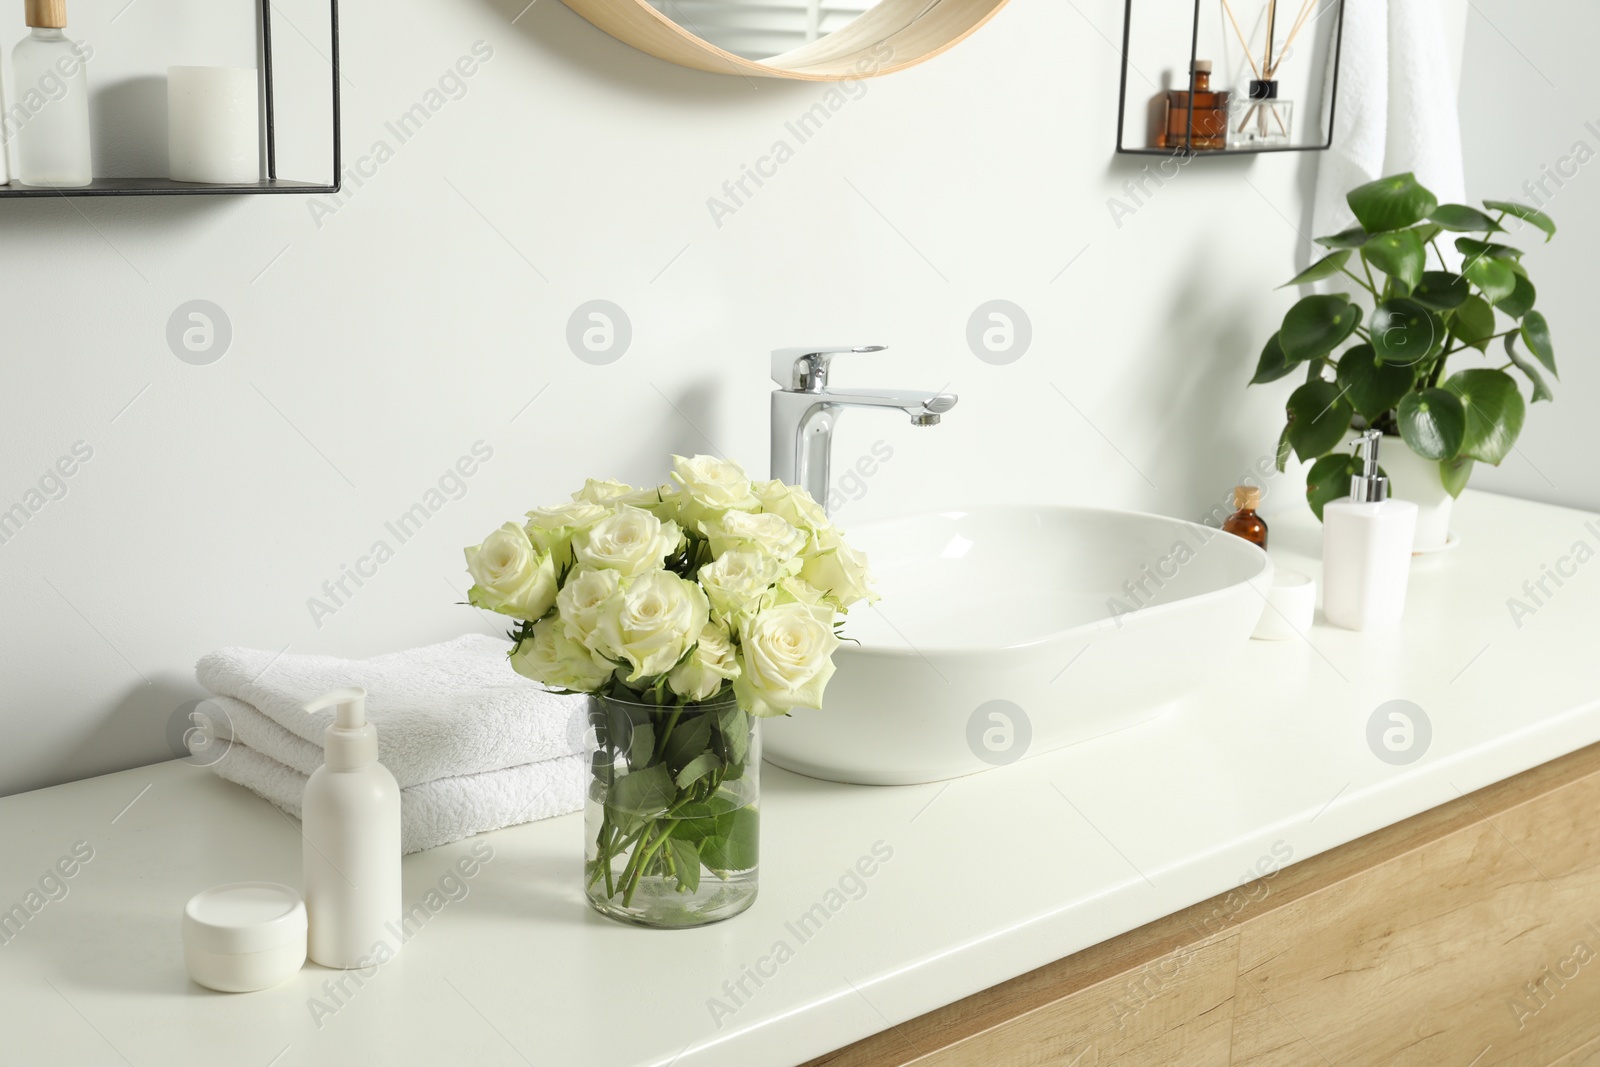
[[715, 704, 749, 765], [675, 752, 722, 790], [662, 710, 714, 773], [1397, 388, 1466, 461], [667, 837, 701, 894], [1285, 380, 1354, 462], [1346, 173, 1438, 233], [609, 763, 676, 816], [1336, 344, 1415, 421], [700, 808, 759, 874], [1445, 369, 1527, 466]]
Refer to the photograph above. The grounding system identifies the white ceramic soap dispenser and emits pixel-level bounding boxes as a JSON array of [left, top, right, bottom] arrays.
[[301, 686, 400, 969], [1322, 430, 1418, 630]]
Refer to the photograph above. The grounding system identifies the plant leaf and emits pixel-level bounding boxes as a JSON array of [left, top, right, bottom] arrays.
[[1462, 256, 1517, 304], [1455, 237, 1523, 261], [1370, 298, 1444, 366], [662, 711, 714, 774], [1275, 424, 1292, 473], [715, 704, 749, 765], [1316, 225, 1369, 250], [609, 764, 676, 816], [1497, 273, 1536, 320], [1504, 334, 1553, 403], [1439, 456, 1475, 499], [1285, 380, 1354, 463], [1347, 172, 1438, 233], [699, 807, 759, 873], [667, 837, 701, 894], [1447, 295, 1497, 352], [1250, 332, 1297, 384], [1279, 249, 1353, 289], [675, 751, 722, 790], [1445, 369, 1527, 466], [1429, 204, 1503, 232], [1412, 271, 1470, 312], [1397, 388, 1466, 461], [1306, 452, 1364, 521], [1280, 295, 1362, 362], [1521, 310, 1557, 377], [1335, 344, 1415, 421], [1362, 229, 1425, 292], [1483, 199, 1556, 241]]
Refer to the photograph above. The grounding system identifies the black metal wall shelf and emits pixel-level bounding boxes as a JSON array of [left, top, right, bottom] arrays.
[[1114, 0, 1345, 157], [0, 0, 340, 197]]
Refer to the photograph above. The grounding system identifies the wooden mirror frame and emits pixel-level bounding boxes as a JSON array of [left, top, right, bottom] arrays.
[[558, 0, 1012, 80]]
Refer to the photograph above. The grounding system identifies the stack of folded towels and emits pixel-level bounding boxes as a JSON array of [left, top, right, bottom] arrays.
[[192, 634, 587, 853]]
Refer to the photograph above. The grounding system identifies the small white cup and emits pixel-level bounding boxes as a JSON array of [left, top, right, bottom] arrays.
[[1252, 570, 1316, 641]]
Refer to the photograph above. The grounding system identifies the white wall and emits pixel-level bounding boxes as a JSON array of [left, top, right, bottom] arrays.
[[0, 0, 1555, 795], [1455, 0, 1600, 514]]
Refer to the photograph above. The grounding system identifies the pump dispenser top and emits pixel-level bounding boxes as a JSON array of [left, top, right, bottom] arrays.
[[304, 686, 377, 771], [1349, 429, 1390, 503]]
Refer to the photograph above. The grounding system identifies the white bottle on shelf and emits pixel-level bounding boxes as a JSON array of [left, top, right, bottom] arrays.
[[12, 0, 92, 187], [300, 687, 401, 969], [1322, 430, 1419, 630]]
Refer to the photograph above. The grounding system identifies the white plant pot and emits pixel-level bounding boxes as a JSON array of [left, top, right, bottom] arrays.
[[1376, 437, 1454, 552]]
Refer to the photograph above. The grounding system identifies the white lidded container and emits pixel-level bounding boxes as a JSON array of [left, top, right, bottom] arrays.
[[301, 686, 401, 969], [1323, 430, 1419, 630], [182, 882, 306, 992]]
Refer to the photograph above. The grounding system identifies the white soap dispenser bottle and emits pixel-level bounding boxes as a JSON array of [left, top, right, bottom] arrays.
[[301, 686, 401, 969], [1322, 430, 1418, 630]]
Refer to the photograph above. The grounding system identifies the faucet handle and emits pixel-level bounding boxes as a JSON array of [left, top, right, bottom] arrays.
[[771, 345, 886, 393]]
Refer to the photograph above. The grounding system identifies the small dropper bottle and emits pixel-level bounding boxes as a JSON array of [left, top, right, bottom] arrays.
[[1222, 485, 1268, 549]]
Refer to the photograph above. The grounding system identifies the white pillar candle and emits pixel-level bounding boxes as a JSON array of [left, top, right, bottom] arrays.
[[167, 66, 260, 184]]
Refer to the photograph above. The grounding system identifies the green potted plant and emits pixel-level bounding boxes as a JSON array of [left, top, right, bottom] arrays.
[[1250, 172, 1557, 550]]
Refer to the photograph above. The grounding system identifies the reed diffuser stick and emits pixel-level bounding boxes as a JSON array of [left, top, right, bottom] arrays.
[[1269, 0, 1321, 78], [1220, 0, 1263, 80], [1263, 0, 1277, 80]]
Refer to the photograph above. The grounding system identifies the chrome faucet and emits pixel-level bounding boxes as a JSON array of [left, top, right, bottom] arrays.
[[770, 345, 958, 514]]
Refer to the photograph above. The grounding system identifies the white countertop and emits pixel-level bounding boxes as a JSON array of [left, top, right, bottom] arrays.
[[3, 490, 1598, 1067]]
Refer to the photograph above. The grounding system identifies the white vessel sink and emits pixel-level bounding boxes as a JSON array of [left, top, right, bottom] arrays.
[[764, 505, 1273, 784]]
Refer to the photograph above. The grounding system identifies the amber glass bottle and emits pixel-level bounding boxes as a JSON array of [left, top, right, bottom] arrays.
[[1158, 60, 1230, 151], [1222, 486, 1269, 549]]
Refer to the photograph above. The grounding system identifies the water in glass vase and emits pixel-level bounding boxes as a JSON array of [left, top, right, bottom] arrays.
[[584, 692, 759, 928]]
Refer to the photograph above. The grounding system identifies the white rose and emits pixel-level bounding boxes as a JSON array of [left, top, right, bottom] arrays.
[[555, 566, 621, 646], [734, 602, 842, 717], [525, 500, 610, 567], [574, 505, 683, 577], [465, 523, 558, 620], [668, 622, 741, 702], [591, 570, 710, 682], [671, 454, 759, 527], [698, 550, 783, 619], [700, 510, 807, 567], [753, 479, 830, 538], [799, 528, 876, 610], [759, 576, 827, 609], [510, 616, 612, 692]]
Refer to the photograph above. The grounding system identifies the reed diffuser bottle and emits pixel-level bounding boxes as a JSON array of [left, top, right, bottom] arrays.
[[12, 0, 93, 187], [1220, 0, 1317, 149], [1157, 60, 1229, 152]]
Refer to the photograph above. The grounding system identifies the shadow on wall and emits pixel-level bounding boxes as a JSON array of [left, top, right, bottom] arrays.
[[471, 0, 839, 107], [92, 75, 168, 179]]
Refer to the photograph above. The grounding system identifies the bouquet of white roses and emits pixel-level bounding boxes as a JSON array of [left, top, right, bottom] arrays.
[[462, 455, 873, 917]]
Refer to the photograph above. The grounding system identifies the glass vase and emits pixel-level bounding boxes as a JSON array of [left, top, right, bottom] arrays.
[[583, 692, 759, 928]]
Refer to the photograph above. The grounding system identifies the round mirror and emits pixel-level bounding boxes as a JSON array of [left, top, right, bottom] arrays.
[[559, 0, 1011, 80]]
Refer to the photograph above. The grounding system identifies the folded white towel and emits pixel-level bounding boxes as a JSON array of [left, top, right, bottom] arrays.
[[196, 635, 586, 788], [196, 733, 585, 854]]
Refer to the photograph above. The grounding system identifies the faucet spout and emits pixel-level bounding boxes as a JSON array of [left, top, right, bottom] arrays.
[[769, 346, 957, 515]]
